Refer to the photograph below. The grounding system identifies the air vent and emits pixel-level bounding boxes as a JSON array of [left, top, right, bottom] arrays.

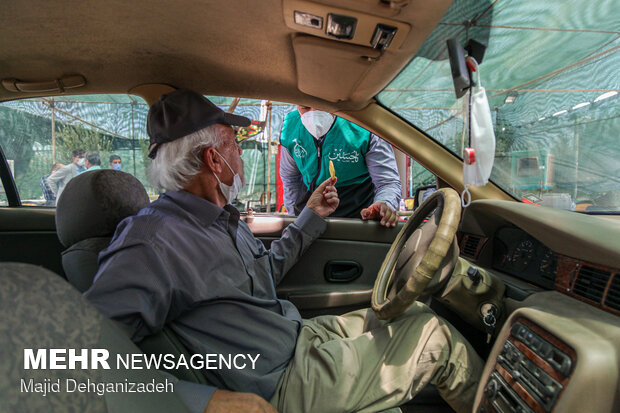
[[540, 270, 555, 283], [604, 275, 620, 311], [572, 265, 611, 304], [462, 235, 482, 258]]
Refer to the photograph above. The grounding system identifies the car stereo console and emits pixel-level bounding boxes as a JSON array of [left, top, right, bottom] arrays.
[[479, 318, 576, 413]]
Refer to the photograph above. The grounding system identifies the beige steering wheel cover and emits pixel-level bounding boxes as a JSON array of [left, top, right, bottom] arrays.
[[371, 188, 461, 320]]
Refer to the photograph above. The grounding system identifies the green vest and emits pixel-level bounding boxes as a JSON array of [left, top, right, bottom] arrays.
[[281, 111, 371, 189]]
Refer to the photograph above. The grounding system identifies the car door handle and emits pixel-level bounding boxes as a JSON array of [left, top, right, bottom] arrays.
[[324, 260, 362, 283]]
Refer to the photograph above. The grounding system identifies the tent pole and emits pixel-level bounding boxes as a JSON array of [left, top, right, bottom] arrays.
[[574, 119, 579, 200], [227, 98, 240, 114], [266, 102, 273, 213], [51, 98, 56, 164], [132, 102, 137, 176]]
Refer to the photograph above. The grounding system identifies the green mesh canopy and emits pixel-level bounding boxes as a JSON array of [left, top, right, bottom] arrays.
[[379, 0, 620, 212]]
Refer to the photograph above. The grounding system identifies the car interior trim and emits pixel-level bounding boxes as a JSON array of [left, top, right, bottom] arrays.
[[1, 74, 86, 93], [283, 289, 373, 310], [0, 145, 20, 206], [475, 291, 620, 413], [555, 255, 620, 317], [283, 0, 411, 51], [461, 200, 620, 270]]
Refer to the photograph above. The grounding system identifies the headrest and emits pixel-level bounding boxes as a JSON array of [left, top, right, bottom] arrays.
[[56, 170, 150, 248]]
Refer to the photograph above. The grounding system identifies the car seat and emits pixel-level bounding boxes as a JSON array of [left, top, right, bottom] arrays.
[[55, 169, 208, 385], [0, 262, 189, 413], [53, 171, 445, 412], [55, 169, 150, 292]]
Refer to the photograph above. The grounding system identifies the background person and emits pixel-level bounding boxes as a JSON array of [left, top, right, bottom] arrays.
[[84, 151, 102, 170], [280, 106, 401, 227], [109, 154, 122, 170], [46, 149, 85, 203], [40, 162, 64, 206]]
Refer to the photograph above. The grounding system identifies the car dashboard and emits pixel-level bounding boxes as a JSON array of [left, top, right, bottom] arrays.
[[491, 227, 557, 291], [451, 200, 620, 413]]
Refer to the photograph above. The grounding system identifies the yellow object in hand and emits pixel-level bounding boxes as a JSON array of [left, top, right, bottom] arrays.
[[329, 160, 335, 180]]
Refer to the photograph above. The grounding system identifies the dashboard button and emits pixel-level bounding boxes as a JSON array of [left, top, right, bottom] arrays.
[[525, 332, 534, 344], [484, 379, 499, 401]]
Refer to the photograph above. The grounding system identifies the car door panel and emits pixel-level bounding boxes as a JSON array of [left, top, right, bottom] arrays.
[[247, 216, 402, 316], [0, 207, 64, 276], [0, 208, 403, 306]]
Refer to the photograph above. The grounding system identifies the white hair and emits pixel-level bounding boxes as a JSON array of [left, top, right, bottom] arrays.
[[148, 125, 226, 191]]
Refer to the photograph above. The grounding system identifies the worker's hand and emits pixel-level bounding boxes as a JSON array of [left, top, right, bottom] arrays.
[[307, 177, 339, 218], [205, 389, 277, 413], [360, 202, 398, 227]]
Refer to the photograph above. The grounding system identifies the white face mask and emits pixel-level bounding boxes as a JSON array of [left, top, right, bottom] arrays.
[[213, 149, 244, 204], [462, 58, 496, 207], [76, 158, 85, 167], [300, 110, 336, 139]]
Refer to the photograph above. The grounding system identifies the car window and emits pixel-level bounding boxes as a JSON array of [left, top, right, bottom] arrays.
[[0, 95, 152, 206], [0, 94, 429, 213], [405, 157, 436, 210], [378, 0, 620, 213], [209, 96, 429, 214], [206, 97, 297, 213]]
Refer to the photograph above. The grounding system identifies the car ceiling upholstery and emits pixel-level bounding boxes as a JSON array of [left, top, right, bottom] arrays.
[[0, 0, 453, 110]]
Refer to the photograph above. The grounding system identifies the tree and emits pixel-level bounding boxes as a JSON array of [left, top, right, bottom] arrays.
[[55, 124, 113, 163]]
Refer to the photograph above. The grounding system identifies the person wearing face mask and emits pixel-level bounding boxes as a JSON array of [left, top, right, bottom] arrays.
[[280, 106, 402, 227], [86, 90, 482, 413], [46, 148, 86, 204], [85, 89, 339, 412], [109, 154, 122, 170]]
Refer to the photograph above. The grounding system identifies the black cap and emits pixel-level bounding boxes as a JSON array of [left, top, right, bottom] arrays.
[[147, 89, 251, 159]]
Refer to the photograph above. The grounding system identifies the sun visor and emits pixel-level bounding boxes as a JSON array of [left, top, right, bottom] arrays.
[[293, 35, 381, 102]]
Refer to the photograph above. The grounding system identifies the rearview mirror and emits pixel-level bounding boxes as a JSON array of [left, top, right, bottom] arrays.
[[447, 38, 471, 98]]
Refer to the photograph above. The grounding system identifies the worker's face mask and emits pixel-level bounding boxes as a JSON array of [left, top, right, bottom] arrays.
[[300, 110, 335, 139], [462, 58, 496, 207], [112, 163, 122, 171], [213, 149, 244, 204], [76, 157, 85, 167]]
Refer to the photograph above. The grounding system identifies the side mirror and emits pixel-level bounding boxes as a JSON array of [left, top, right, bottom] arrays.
[[413, 184, 438, 210]]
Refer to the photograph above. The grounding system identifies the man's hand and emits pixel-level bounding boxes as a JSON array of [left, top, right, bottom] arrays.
[[306, 177, 339, 218], [205, 389, 277, 413], [360, 202, 398, 227]]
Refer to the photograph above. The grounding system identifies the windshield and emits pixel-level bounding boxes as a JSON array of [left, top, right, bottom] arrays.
[[378, 0, 620, 213]]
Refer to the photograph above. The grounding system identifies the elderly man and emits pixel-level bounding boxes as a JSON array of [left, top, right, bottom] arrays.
[[86, 90, 482, 413]]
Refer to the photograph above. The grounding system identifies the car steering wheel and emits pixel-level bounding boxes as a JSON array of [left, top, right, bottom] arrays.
[[371, 188, 461, 320]]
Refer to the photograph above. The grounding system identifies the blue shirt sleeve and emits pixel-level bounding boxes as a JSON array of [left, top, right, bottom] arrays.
[[365, 134, 402, 210], [251, 206, 326, 286], [85, 222, 180, 342], [279, 146, 306, 216]]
